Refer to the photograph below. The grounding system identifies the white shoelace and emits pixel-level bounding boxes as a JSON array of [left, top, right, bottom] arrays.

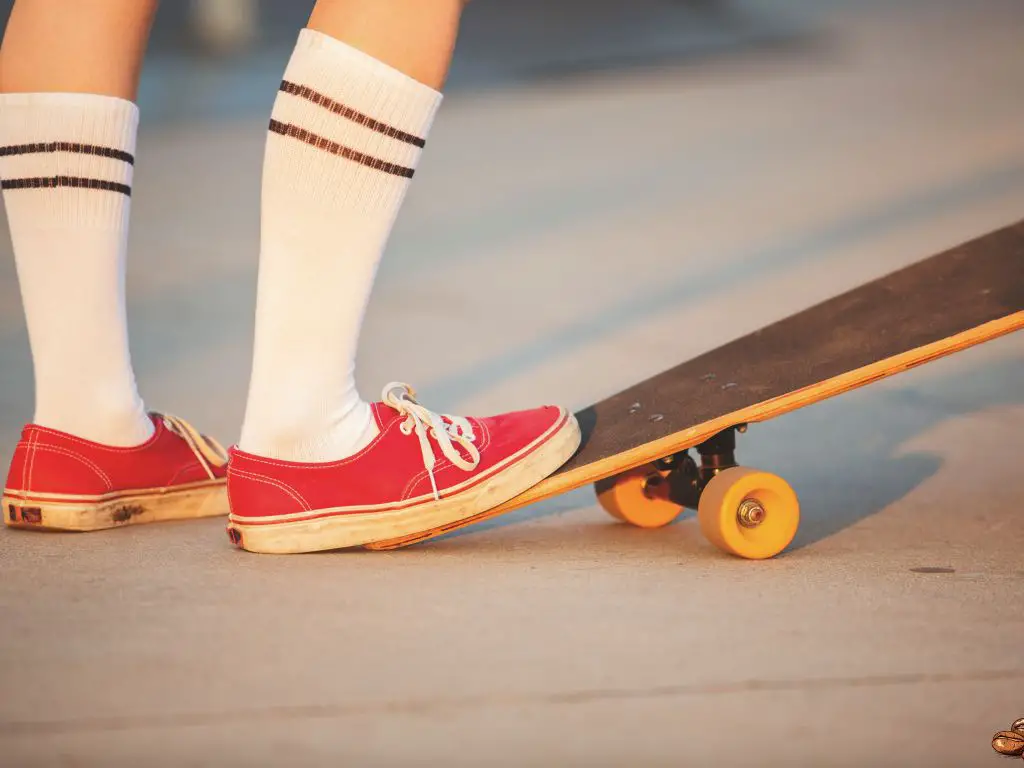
[[382, 382, 480, 501], [159, 413, 228, 480]]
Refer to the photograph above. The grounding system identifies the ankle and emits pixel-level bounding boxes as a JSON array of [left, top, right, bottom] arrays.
[[238, 398, 378, 463], [32, 400, 153, 447]]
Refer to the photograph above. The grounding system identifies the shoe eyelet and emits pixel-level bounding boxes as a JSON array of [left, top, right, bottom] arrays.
[[400, 424, 412, 436]]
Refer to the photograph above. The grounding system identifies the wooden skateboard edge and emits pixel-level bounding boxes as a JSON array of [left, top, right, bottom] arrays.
[[365, 310, 1024, 551]]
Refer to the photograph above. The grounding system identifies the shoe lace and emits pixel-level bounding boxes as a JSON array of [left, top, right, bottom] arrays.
[[382, 382, 480, 501], [158, 413, 229, 480]]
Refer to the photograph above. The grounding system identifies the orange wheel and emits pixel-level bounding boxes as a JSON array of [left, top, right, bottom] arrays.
[[697, 467, 799, 559], [595, 466, 683, 529]]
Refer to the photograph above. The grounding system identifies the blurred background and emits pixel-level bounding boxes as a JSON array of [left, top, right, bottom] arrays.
[[3, 0, 819, 122], [1, 2, 1023, 766], [2, 0, 1021, 448]]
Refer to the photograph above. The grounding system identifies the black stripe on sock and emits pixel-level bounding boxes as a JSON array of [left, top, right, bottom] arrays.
[[268, 119, 415, 179], [0, 142, 134, 165], [1, 176, 131, 196], [279, 81, 427, 148]]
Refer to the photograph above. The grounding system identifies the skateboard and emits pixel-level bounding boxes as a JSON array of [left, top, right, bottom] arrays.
[[367, 219, 1024, 558]]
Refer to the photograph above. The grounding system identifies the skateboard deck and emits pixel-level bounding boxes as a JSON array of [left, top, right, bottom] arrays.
[[367, 219, 1024, 553]]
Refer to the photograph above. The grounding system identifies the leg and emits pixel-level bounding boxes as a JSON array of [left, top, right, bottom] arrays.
[[307, 0, 464, 90], [238, 0, 466, 462], [1, 0, 157, 443], [228, 0, 581, 553], [1, 1, 230, 532], [2, 0, 157, 98]]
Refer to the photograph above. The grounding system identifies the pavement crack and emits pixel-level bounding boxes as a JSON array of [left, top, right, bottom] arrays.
[[3, 668, 1022, 737]]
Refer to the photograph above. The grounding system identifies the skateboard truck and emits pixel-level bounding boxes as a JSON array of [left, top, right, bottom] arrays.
[[597, 423, 799, 558], [643, 424, 748, 512]]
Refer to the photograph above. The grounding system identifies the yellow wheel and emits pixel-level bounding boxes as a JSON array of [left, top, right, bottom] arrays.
[[595, 466, 683, 529], [697, 467, 799, 559]]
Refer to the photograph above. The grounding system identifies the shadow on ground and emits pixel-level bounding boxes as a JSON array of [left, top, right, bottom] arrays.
[[417, 350, 1024, 555]]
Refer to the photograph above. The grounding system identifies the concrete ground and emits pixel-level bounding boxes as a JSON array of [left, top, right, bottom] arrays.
[[1, 1, 1023, 765]]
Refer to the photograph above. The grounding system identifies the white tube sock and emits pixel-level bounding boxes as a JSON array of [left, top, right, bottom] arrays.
[[0, 93, 152, 446], [238, 30, 443, 462]]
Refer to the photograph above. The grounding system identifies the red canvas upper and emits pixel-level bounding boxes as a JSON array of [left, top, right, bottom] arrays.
[[228, 400, 569, 522], [4, 413, 228, 501]]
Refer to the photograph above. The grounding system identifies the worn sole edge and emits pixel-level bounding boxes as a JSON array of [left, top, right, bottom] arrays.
[[3, 481, 228, 532], [226, 411, 581, 554]]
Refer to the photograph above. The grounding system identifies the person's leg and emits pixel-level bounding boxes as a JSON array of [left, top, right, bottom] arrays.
[[228, 0, 581, 554], [2, 0, 155, 97], [307, 0, 463, 89], [238, 0, 464, 462], [1, 0, 157, 444], [1, 1, 229, 532]]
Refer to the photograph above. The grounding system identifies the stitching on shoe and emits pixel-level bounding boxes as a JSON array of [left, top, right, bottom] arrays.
[[167, 462, 203, 487], [23, 420, 162, 453], [26, 432, 38, 493], [476, 418, 492, 452], [397, 417, 490, 500], [397, 419, 492, 500], [27, 445, 114, 490], [398, 412, 560, 501], [402, 458, 454, 501], [230, 468, 311, 512]]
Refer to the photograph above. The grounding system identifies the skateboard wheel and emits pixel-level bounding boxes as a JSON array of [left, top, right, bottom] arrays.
[[595, 466, 683, 529], [697, 467, 799, 559]]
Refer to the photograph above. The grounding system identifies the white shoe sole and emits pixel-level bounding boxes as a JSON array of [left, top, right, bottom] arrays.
[[227, 410, 581, 554], [3, 480, 228, 532]]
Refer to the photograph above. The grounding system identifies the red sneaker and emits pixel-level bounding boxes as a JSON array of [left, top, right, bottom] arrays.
[[226, 383, 580, 554], [3, 413, 228, 531]]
